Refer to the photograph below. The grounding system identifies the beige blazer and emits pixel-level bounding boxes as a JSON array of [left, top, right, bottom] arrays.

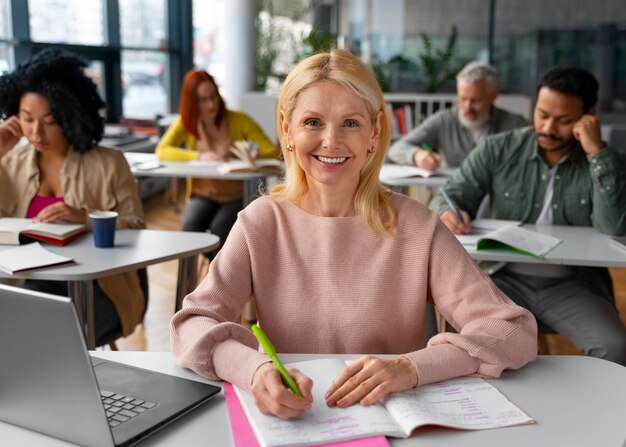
[[0, 140, 146, 336]]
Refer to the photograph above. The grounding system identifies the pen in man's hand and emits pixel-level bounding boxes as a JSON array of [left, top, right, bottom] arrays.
[[251, 324, 303, 397], [440, 189, 464, 223]]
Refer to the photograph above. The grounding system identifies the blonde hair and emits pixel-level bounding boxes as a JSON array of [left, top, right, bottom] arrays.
[[270, 48, 396, 236]]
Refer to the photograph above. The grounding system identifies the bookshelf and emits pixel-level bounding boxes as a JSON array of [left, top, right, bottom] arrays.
[[384, 93, 532, 140]]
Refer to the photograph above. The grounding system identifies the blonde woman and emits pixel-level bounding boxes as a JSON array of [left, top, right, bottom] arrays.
[[171, 49, 537, 419]]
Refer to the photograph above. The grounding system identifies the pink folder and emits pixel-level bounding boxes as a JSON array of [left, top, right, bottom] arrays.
[[223, 383, 391, 447]]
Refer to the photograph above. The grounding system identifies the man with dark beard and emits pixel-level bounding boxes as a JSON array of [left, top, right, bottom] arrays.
[[429, 66, 626, 365], [388, 62, 528, 171]]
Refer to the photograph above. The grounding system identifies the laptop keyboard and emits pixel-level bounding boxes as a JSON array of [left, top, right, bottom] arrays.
[[100, 389, 158, 428]]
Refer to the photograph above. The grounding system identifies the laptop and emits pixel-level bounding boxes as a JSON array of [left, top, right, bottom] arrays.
[[0, 284, 221, 446]]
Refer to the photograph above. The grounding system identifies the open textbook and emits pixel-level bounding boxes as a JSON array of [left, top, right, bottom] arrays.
[[232, 359, 534, 447], [0, 218, 86, 246], [0, 242, 74, 274], [379, 164, 455, 183], [218, 140, 282, 174], [455, 219, 562, 258]]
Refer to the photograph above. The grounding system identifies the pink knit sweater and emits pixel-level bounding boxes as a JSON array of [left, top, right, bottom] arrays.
[[170, 193, 537, 390]]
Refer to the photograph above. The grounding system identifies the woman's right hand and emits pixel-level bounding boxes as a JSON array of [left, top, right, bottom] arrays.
[[250, 362, 314, 420], [0, 116, 23, 158]]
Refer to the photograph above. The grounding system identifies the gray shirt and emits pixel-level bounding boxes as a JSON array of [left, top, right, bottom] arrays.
[[388, 106, 528, 167]]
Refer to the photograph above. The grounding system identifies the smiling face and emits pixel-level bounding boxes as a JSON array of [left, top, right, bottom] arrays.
[[281, 80, 381, 202], [19, 92, 69, 154]]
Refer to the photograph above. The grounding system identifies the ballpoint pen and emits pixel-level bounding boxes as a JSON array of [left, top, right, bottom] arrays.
[[251, 324, 303, 397], [440, 188, 464, 223]]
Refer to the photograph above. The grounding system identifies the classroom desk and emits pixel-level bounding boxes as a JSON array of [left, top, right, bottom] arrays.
[[2, 352, 625, 446], [462, 224, 626, 268], [379, 164, 455, 192], [125, 152, 278, 207], [0, 230, 219, 349]]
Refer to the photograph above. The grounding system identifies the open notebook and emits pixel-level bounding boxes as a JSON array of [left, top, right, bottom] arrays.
[[456, 219, 562, 258], [379, 164, 455, 183], [229, 359, 533, 447]]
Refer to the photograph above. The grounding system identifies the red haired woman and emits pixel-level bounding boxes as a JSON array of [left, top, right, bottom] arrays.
[[156, 70, 278, 258]]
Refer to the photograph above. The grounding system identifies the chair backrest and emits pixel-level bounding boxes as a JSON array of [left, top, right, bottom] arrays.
[[608, 127, 626, 156]]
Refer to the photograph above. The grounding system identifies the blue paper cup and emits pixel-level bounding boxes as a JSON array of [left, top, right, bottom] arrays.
[[89, 211, 118, 248]]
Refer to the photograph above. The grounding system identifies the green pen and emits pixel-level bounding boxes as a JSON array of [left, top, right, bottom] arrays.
[[420, 142, 433, 153], [251, 324, 303, 397]]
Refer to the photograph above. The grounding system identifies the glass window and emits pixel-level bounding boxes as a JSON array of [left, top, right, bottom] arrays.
[[85, 60, 105, 103], [119, 0, 166, 48], [121, 50, 167, 118], [494, 2, 626, 109], [0, 0, 11, 39], [338, 0, 489, 93], [29, 0, 105, 45], [0, 44, 13, 75], [193, 0, 226, 86]]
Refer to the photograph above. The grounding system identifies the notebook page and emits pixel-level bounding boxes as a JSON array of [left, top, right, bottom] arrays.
[[382, 377, 534, 433], [224, 383, 390, 447], [234, 359, 403, 447]]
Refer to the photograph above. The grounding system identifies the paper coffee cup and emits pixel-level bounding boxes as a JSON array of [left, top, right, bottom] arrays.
[[89, 211, 118, 248]]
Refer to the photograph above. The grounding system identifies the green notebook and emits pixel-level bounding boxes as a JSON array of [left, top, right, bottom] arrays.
[[475, 225, 562, 258]]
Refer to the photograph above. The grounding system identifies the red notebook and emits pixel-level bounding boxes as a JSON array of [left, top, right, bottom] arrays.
[[223, 383, 391, 447], [21, 229, 86, 246]]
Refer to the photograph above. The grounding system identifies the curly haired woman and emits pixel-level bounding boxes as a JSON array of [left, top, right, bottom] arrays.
[[0, 49, 147, 346]]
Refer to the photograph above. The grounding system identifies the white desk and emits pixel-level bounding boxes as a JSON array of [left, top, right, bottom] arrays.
[[2, 352, 625, 446], [125, 152, 278, 207], [0, 230, 219, 348], [379, 164, 455, 191], [462, 224, 626, 268]]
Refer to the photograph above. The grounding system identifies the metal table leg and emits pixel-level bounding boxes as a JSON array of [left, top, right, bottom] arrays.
[[175, 255, 198, 312], [70, 280, 95, 349]]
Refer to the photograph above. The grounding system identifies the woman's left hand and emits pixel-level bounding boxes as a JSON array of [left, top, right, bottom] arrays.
[[325, 355, 418, 408], [34, 202, 87, 224]]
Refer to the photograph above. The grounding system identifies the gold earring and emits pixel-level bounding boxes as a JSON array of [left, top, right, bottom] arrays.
[[286, 143, 294, 152], [367, 146, 375, 153]]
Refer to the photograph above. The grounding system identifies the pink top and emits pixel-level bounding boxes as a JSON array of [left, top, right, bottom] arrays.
[[27, 195, 64, 218], [170, 193, 537, 391]]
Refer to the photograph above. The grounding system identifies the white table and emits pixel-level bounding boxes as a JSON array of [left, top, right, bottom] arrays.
[[0, 230, 219, 348], [379, 164, 455, 191], [3, 352, 625, 446], [125, 152, 278, 207], [462, 224, 626, 268]]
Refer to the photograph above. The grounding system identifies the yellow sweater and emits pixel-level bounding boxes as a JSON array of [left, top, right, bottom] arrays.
[[155, 110, 279, 203]]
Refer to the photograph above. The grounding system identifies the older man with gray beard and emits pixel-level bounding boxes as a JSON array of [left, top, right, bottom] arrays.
[[388, 61, 528, 171]]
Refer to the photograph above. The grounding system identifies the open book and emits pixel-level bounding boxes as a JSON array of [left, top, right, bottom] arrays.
[[456, 219, 562, 258], [0, 242, 74, 274], [0, 218, 86, 246], [379, 164, 455, 183], [232, 359, 534, 447], [218, 140, 282, 174]]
